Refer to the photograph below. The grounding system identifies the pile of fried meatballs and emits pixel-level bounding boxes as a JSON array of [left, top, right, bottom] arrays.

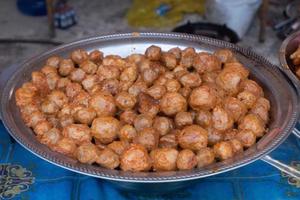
[[15, 45, 270, 172], [290, 45, 300, 79]]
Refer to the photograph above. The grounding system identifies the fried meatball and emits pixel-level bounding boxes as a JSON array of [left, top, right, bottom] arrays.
[[229, 139, 243, 154], [77, 143, 99, 164], [58, 59, 74, 76], [99, 78, 119, 95], [20, 103, 39, 116], [102, 55, 126, 69], [59, 114, 74, 128], [31, 71, 50, 95], [62, 124, 91, 144], [134, 128, 159, 151], [238, 114, 265, 137], [137, 93, 160, 117], [224, 62, 249, 79], [216, 68, 243, 95], [176, 149, 197, 170], [41, 65, 57, 76], [179, 72, 202, 88], [168, 47, 181, 60], [80, 60, 98, 74], [46, 56, 61, 68], [81, 75, 98, 92], [128, 80, 148, 97], [240, 79, 263, 97], [120, 110, 137, 125], [33, 121, 52, 137], [115, 92, 137, 110], [89, 92, 116, 117], [70, 49, 88, 64], [48, 90, 68, 108], [72, 91, 90, 107], [223, 129, 238, 141], [120, 66, 138, 82], [178, 125, 208, 151], [175, 112, 193, 128], [69, 68, 86, 83], [126, 53, 145, 64], [196, 147, 215, 168], [91, 117, 120, 144], [160, 92, 187, 116], [41, 99, 59, 114], [15, 87, 36, 107], [65, 82, 82, 99], [23, 111, 45, 128], [189, 85, 217, 111], [161, 52, 177, 69], [193, 52, 221, 74], [224, 97, 247, 122], [141, 68, 159, 85], [202, 71, 220, 84], [56, 77, 71, 91], [153, 116, 173, 136], [212, 106, 234, 131], [165, 79, 180, 93], [53, 137, 77, 157], [207, 127, 224, 146], [237, 91, 257, 109], [96, 148, 120, 169], [73, 107, 97, 125], [97, 65, 120, 81], [107, 141, 129, 155], [159, 132, 178, 148], [88, 50, 103, 63], [147, 84, 166, 100], [250, 97, 270, 123], [180, 47, 196, 68], [150, 148, 178, 171], [213, 49, 236, 63], [120, 144, 151, 172], [39, 128, 61, 146], [236, 129, 256, 147], [145, 45, 161, 61], [195, 110, 212, 128], [119, 124, 137, 142], [179, 87, 192, 98], [133, 114, 153, 132], [213, 141, 233, 160]]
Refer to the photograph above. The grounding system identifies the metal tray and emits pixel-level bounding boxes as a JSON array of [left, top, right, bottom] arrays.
[[1, 33, 300, 191]]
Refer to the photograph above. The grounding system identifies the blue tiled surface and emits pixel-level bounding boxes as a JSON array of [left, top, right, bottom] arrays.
[[1, 121, 300, 200]]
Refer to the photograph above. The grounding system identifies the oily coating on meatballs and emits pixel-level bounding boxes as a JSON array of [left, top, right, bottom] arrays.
[[150, 148, 178, 171], [160, 92, 187, 116], [91, 117, 120, 144], [178, 125, 208, 151]]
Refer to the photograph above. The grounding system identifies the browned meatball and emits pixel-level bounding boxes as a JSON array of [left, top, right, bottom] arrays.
[[65, 82, 82, 99], [179, 87, 192, 98], [62, 124, 91, 144], [189, 85, 217, 111], [58, 59, 74, 76], [237, 91, 257, 109], [53, 137, 77, 158], [41, 100, 59, 114], [141, 68, 159, 85], [77, 142, 99, 164], [91, 117, 120, 144], [89, 92, 116, 117], [213, 141, 233, 160], [31, 71, 50, 96], [193, 52, 221, 74], [161, 52, 177, 69], [99, 78, 119, 95], [73, 107, 97, 125], [81, 75, 98, 92], [236, 129, 256, 147], [216, 69, 243, 96], [41, 65, 57, 76], [137, 93, 159, 118], [96, 148, 120, 169], [119, 124, 137, 142], [176, 149, 197, 170], [107, 141, 129, 155], [179, 72, 202, 88], [180, 47, 196, 68], [128, 80, 148, 97], [89, 50, 103, 63], [168, 47, 181, 60], [23, 111, 45, 128], [20, 103, 39, 116], [160, 92, 187, 116], [126, 53, 145, 64], [147, 85, 166, 100], [59, 114, 74, 128], [229, 139, 243, 154], [159, 131, 178, 148], [178, 125, 208, 151], [97, 65, 120, 81], [115, 92, 137, 110], [223, 129, 238, 141], [153, 116, 173, 136], [240, 79, 263, 97], [56, 77, 71, 91], [133, 114, 153, 132], [46, 56, 61, 68], [207, 127, 224, 146], [213, 49, 236, 63], [224, 62, 249, 79], [15, 87, 36, 107], [39, 128, 61, 147], [120, 144, 151, 172], [195, 110, 212, 128], [69, 68, 86, 83], [212, 106, 234, 131], [202, 71, 221, 84], [80, 61, 97, 75], [196, 147, 215, 168], [33, 121, 52, 137], [45, 72, 60, 90], [134, 128, 159, 151], [250, 97, 270, 123], [120, 110, 137, 125], [165, 79, 180, 93], [224, 97, 247, 122], [102, 55, 126, 69], [71, 91, 90, 107], [120, 65, 138, 82], [239, 114, 265, 137], [175, 112, 193, 128], [70, 49, 88, 64], [145, 45, 161, 61], [150, 148, 178, 171], [48, 90, 68, 108]]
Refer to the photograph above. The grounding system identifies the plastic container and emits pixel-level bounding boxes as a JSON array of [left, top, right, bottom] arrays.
[[17, 0, 47, 16]]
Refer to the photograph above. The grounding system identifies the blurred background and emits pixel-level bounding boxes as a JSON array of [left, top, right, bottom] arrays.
[[0, 0, 298, 74]]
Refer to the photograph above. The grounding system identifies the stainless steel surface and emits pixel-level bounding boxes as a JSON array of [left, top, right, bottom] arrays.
[[1, 33, 299, 185]]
